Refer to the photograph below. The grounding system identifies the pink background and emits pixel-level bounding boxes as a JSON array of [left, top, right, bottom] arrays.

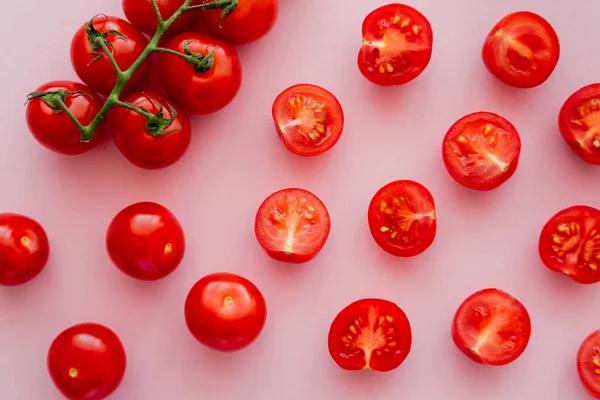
[[1, 0, 600, 398]]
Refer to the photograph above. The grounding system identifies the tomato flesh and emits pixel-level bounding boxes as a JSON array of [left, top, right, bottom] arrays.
[[559, 84, 600, 165], [255, 189, 330, 263], [358, 4, 433, 86], [452, 289, 531, 366], [368, 180, 436, 257], [443, 112, 521, 190], [578, 330, 600, 398], [272, 84, 344, 156], [539, 206, 600, 284], [328, 298, 412, 372], [482, 12, 560, 88]]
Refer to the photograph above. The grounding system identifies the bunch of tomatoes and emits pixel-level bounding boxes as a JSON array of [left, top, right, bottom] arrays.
[[2, 0, 599, 399]]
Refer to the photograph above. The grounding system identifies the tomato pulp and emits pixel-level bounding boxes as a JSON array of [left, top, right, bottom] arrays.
[[328, 298, 412, 371], [578, 330, 600, 398]]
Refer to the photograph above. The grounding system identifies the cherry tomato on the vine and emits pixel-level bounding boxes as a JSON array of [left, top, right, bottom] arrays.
[[368, 180, 436, 257], [577, 330, 600, 398], [358, 4, 433, 86], [482, 12, 560, 88], [452, 289, 531, 366], [71, 15, 151, 94], [185, 273, 267, 352], [106, 202, 185, 281], [0, 214, 49, 286], [539, 206, 600, 284], [559, 84, 600, 165], [122, 0, 194, 36], [113, 91, 192, 170], [255, 188, 330, 263], [194, 0, 279, 45], [272, 84, 344, 157], [442, 112, 521, 190], [47, 323, 126, 400], [159, 32, 242, 114], [328, 298, 412, 372], [26, 81, 104, 155]]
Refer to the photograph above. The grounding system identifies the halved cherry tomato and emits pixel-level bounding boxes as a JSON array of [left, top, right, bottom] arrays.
[[368, 180, 436, 257], [122, 0, 194, 37], [442, 112, 521, 190], [539, 206, 600, 284], [0, 214, 49, 286], [255, 188, 330, 263], [452, 288, 531, 366], [482, 12, 560, 88], [328, 298, 412, 372], [358, 4, 433, 86], [577, 330, 600, 398], [185, 273, 267, 352], [272, 84, 344, 157], [559, 84, 600, 165]]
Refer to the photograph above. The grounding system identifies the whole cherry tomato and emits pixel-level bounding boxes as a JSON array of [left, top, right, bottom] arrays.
[[71, 15, 151, 94], [577, 330, 600, 398], [328, 298, 412, 372], [482, 12, 560, 88], [159, 32, 242, 114], [194, 0, 279, 45], [358, 4, 433, 86], [113, 91, 192, 170], [47, 323, 126, 400], [559, 83, 600, 165], [0, 214, 49, 286], [122, 0, 195, 36], [26, 81, 104, 155], [106, 202, 185, 281], [185, 273, 267, 352]]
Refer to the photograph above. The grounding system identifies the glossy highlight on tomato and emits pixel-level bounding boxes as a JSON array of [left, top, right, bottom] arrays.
[[272, 84, 344, 156], [559, 83, 600, 165], [358, 4, 433, 86], [47, 323, 126, 400], [577, 330, 600, 398], [442, 112, 521, 190], [452, 289, 531, 366], [0, 214, 49, 286], [255, 188, 330, 263], [539, 206, 600, 284], [482, 11, 560, 88], [26, 81, 104, 155], [106, 202, 185, 281], [185, 273, 267, 352], [122, 0, 194, 36], [368, 180, 436, 257], [328, 298, 412, 372]]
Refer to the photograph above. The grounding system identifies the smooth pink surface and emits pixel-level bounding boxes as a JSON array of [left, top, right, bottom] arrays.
[[1, 0, 600, 399]]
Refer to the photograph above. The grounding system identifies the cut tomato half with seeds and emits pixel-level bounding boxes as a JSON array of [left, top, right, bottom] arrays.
[[577, 330, 600, 398], [255, 188, 330, 263], [482, 11, 560, 88], [452, 288, 531, 366], [442, 112, 521, 190], [539, 206, 600, 284], [328, 298, 412, 372], [358, 4, 433, 86], [368, 180, 436, 257], [559, 84, 600, 165], [272, 84, 344, 156]]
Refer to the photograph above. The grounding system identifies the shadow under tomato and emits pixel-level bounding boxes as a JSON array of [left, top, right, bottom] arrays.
[[326, 358, 408, 396]]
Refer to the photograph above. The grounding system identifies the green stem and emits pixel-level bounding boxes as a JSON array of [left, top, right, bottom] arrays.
[[113, 100, 155, 119], [150, 0, 164, 24], [55, 97, 87, 134], [153, 47, 190, 61], [98, 40, 124, 76]]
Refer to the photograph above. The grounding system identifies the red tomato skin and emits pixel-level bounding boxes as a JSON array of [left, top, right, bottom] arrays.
[[185, 273, 267, 352], [122, 0, 194, 36], [482, 12, 560, 89], [26, 81, 104, 155], [113, 91, 192, 170], [0, 214, 49, 286], [195, 0, 279, 45], [577, 330, 600, 398], [106, 202, 185, 281], [70, 16, 151, 94], [159, 32, 242, 114], [559, 84, 600, 165], [47, 323, 126, 400]]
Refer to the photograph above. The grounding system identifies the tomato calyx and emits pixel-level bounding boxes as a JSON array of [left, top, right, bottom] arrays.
[[84, 15, 129, 65], [116, 95, 181, 137], [183, 41, 218, 73], [26, 90, 90, 112], [196, 0, 239, 26]]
